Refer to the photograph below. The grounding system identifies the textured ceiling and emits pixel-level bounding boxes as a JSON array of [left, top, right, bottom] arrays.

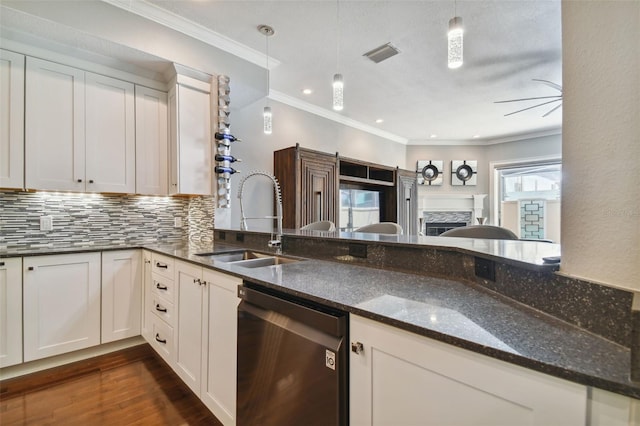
[[1, 0, 563, 143], [146, 0, 563, 143]]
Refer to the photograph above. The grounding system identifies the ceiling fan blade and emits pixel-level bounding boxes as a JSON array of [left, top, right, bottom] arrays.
[[504, 98, 562, 117], [532, 79, 562, 92], [542, 103, 563, 117], [495, 95, 562, 104]]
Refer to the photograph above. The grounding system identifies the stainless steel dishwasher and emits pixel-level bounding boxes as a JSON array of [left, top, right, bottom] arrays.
[[237, 282, 348, 426]]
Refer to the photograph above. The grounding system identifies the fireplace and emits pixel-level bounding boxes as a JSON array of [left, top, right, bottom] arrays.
[[424, 222, 467, 236]]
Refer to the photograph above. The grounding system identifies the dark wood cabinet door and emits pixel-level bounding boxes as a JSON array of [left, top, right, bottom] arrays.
[[301, 156, 338, 226]]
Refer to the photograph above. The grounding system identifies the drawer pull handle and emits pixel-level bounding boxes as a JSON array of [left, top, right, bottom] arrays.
[[27, 266, 34, 271], [156, 262, 168, 269], [155, 334, 167, 344], [0, 262, 4, 267], [155, 304, 168, 313], [156, 283, 168, 291]]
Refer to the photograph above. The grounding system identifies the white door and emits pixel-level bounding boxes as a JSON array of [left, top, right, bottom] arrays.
[[0, 257, 22, 367], [25, 57, 85, 192], [169, 82, 212, 195], [201, 269, 242, 425], [85, 72, 135, 193], [101, 250, 142, 343], [175, 260, 205, 396], [23, 253, 101, 361], [350, 315, 586, 426], [0, 50, 25, 189], [135, 85, 168, 195]]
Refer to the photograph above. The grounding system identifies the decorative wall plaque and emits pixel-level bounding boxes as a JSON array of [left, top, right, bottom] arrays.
[[451, 160, 477, 186], [416, 160, 443, 186]]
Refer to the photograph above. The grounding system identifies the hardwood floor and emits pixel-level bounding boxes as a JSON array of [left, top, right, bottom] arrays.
[[0, 345, 222, 425]]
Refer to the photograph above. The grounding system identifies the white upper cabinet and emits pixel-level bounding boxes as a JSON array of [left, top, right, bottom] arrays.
[[25, 57, 136, 193], [135, 86, 168, 195], [169, 74, 212, 196], [0, 50, 25, 189], [85, 72, 135, 193], [25, 56, 86, 192]]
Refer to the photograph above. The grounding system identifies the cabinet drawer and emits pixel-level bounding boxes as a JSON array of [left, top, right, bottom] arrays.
[[151, 295, 175, 327], [151, 273, 175, 303], [149, 315, 174, 365], [151, 253, 174, 279]]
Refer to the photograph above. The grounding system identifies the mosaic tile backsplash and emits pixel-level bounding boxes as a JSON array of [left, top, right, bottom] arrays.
[[0, 190, 214, 250]]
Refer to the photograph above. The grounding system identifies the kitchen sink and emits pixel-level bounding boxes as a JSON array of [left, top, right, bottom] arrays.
[[195, 250, 301, 268]]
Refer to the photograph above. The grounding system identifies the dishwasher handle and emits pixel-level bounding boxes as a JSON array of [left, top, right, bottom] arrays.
[[238, 285, 346, 338]]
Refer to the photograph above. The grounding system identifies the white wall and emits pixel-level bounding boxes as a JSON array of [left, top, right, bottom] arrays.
[[560, 1, 640, 292], [219, 98, 407, 230], [406, 134, 562, 220]]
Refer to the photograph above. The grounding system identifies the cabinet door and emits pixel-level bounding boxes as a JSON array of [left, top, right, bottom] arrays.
[[101, 250, 142, 343], [0, 257, 22, 367], [0, 50, 25, 189], [201, 269, 242, 425], [169, 83, 212, 195], [141, 250, 152, 341], [25, 57, 85, 192], [23, 253, 101, 361], [175, 260, 205, 396], [135, 86, 168, 195], [350, 315, 586, 426], [300, 153, 338, 227], [85, 72, 135, 193], [397, 170, 418, 235]]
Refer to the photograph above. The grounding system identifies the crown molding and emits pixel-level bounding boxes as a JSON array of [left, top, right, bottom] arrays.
[[269, 90, 409, 145], [101, 0, 280, 70], [407, 127, 562, 146]]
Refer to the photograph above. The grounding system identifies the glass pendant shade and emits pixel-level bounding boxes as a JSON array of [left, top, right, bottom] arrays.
[[448, 16, 464, 69], [333, 73, 344, 111], [263, 106, 272, 134]]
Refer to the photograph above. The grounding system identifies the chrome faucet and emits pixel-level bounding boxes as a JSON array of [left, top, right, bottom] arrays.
[[237, 170, 283, 253]]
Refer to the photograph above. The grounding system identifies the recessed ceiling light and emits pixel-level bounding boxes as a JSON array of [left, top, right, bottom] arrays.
[[302, 88, 313, 95], [473, 134, 480, 139], [375, 119, 384, 123], [430, 134, 437, 138]]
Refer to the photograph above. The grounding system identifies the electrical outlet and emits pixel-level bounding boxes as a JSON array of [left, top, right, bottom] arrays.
[[40, 216, 53, 231], [174, 217, 183, 228]]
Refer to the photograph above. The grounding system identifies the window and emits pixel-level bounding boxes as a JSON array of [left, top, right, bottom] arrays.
[[339, 189, 380, 232]]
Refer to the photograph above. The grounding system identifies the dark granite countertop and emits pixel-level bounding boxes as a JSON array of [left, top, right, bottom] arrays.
[[2, 241, 637, 399], [218, 227, 562, 272]]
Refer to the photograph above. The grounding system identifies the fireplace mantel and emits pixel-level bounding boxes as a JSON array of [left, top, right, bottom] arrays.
[[420, 193, 488, 224]]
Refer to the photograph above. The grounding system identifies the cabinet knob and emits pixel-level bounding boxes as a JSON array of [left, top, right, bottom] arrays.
[[351, 341, 364, 355], [144, 259, 151, 264], [0, 262, 4, 267], [77, 179, 83, 183], [89, 179, 94, 184], [27, 266, 34, 271]]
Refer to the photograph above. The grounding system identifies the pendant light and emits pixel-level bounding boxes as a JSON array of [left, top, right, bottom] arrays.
[[447, 1, 463, 69], [333, 0, 343, 111], [258, 24, 274, 134]]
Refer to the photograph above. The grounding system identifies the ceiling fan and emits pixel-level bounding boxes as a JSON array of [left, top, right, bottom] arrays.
[[495, 79, 562, 117]]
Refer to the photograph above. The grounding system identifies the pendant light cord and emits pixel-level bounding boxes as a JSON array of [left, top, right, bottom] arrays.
[[336, 0, 340, 72], [265, 32, 270, 105]]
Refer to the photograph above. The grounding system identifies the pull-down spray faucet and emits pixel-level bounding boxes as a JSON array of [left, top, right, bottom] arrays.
[[236, 170, 283, 253]]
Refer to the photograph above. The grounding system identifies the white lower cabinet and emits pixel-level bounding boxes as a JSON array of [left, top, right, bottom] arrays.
[[0, 257, 22, 367], [349, 315, 587, 426], [174, 260, 206, 395], [101, 250, 142, 343], [23, 253, 101, 362], [200, 268, 241, 426]]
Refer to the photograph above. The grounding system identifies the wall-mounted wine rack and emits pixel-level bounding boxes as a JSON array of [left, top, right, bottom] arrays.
[[215, 74, 242, 208]]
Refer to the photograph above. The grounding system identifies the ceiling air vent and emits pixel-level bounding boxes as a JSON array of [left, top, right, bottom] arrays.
[[363, 43, 400, 64]]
